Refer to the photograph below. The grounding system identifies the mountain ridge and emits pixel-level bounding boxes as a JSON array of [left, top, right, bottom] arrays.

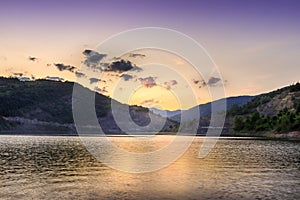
[[0, 77, 299, 138], [0, 77, 177, 134]]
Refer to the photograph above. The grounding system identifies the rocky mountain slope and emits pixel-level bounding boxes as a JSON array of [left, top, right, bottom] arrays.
[[228, 82, 300, 137]]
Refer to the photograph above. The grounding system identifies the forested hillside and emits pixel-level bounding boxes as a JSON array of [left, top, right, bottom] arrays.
[[230, 83, 300, 134]]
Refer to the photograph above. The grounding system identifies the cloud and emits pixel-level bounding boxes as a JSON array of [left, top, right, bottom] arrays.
[[82, 49, 93, 56], [107, 59, 134, 72], [131, 66, 143, 72], [54, 63, 76, 72], [207, 77, 221, 86], [139, 76, 156, 88], [83, 49, 107, 69], [129, 53, 146, 58], [82, 49, 142, 73], [164, 80, 178, 90], [140, 99, 159, 107], [193, 79, 200, 84], [192, 79, 206, 88], [107, 59, 142, 72], [165, 80, 178, 86], [120, 74, 134, 81], [192, 77, 225, 88], [89, 78, 100, 84], [13, 73, 23, 77], [29, 56, 38, 62], [100, 62, 110, 68], [95, 86, 108, 93], [75, 71, 85, 78]]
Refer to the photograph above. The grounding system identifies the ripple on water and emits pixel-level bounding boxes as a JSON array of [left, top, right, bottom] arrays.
[[0, 135, 299, 200]]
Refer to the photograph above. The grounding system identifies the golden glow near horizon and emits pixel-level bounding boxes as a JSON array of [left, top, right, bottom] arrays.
[[81, 49, 213, 110], [1, 38, 299, 110]]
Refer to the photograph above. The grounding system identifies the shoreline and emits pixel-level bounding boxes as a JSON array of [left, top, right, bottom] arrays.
[[0, 131, 299, 140]]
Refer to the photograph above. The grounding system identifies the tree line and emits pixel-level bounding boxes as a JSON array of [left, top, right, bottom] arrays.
[[234, 103, 300, 133]]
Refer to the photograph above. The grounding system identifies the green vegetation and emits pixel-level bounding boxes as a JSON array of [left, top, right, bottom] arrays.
[[0, 77, 111, 124], [232, 83, 300, 134], [0, 77, 175, 133], [233, 109, 300, 133]]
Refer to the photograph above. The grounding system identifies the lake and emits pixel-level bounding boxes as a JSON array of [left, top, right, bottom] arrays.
[[0, 135, 299, 200]]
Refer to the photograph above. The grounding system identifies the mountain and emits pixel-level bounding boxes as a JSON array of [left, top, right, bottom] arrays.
[[168, 83, 299, 138], [149, 108, 182, 118], [228, 82, 300, 138], [170, 96, 255, 122], [1, 77, 299, 138], [0, 77, 177, 135]]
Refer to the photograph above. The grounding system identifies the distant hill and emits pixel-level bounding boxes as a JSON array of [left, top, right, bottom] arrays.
[[170, 96, 255, 122], [149, 108, 182, 118], [0, 77, 177, 134]]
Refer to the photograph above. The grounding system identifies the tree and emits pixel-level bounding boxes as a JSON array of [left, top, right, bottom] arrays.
[[276, 114, 291, 132], [233, 116, 244, 132]]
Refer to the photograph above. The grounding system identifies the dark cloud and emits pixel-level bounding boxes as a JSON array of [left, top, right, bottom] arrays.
[[120, 74, 134, 81], [192, 79, 206, 88], [75, 71, 85, 78], [54, 63, 76, 72], [193, 79, 200, 84], [192, 77, 224, 88], [13, 73, 23, 77], [83, 49, 107, 69], [82, 49, 142, 73], [95, 86, 108, 93], [89, 78, 100, 84], [107, 59, 134, 72], [139, 76, 156, 88], [207, 77, 221, 86], [129, 53, 146, 58], [82, 49, 93, 56], [29, 56, 38, 62], [108, 60, 142, 72]]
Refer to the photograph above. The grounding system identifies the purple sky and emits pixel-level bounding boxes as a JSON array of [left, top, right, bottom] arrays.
[[0, 0, 299, 108]]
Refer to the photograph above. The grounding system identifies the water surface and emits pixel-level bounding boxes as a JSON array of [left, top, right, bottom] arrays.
[[0, 135, 299, 199]]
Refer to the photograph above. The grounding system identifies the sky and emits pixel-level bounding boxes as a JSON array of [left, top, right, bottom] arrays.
[[0, 0, 299, 110]]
